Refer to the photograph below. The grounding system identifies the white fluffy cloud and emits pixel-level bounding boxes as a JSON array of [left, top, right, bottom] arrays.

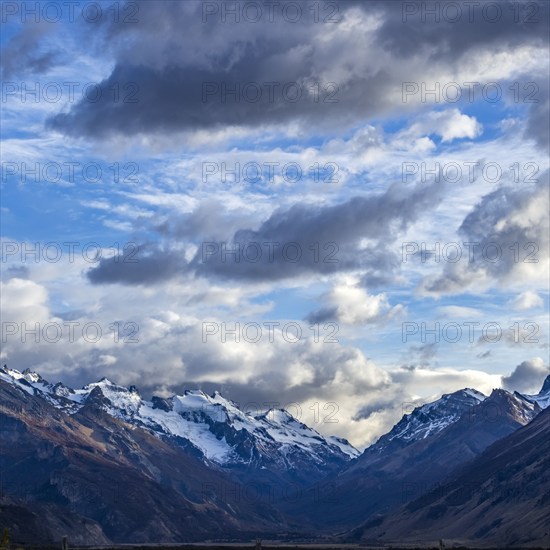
[[310, 278, 404, 326], [510, 291, 544, 311], [408, 109, 483, 142]]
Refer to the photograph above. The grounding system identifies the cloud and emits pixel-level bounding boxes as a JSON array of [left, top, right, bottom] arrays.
[[501, 357, 550, 393], [436, 305, 483, 318], [46, 0, 549, 140], [0, 22, 61, 79], [2, 0, 549, 453], [419, 172, 550, 295], [510, 290, 544, 310], [4, 265, 30, 280], [86, 243, 189, 286], [307, 278, 404, 326], [0, 278, 50, 323], [87, 180, 445, 286], [525, 78, 550, 150], [401, 343, 439, 369], [407, 109, 483, 142]]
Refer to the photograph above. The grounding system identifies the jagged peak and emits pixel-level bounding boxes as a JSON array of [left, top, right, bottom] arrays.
[[460, 388, 486, 399], [85, 377, 135, 392], [183, 389, 208, 397], [541, 374, 550, 394], [0, 366, 49, 386], [0, 366, 367, 465], [85, 385, 109, 401], [404, 387, 484, 418], [22, 369, 47, 384], [489, 387, 514, 399], [260, 408, 299, 424], [437, 387, 485, 402]]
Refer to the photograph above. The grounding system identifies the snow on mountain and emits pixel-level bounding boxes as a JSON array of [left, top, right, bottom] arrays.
[[504, 390, 541, 424], [0, 366, 359, 467], [327, 436, 360, 458], [517, 374, 550, 409], [365, 377, 550, 457], [369, 388, 486, 453]]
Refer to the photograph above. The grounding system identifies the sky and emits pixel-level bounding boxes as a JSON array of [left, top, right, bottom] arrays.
[[0, 0, 549, 448]]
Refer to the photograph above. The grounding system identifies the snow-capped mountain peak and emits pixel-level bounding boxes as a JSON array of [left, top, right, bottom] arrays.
[[0, 366, 359, 471], [374, 387, 486, 450], [257, 408, 297, 425], [518, 375, 550, 410]]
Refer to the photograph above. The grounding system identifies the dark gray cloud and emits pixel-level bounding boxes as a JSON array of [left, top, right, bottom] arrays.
[[191, 181, 443, 281], [352, 400, 391, 421], [398, 343, 438, 371], [363, 0, 549, 56], [502, 358, 550, 393], [1, 23, 61, 79], [87, 180, 444, 285], [86, 242, 188, 285], [45, 0, 549, 138], [47, 62, 389, 138], [409, 343, 438, 364], [3, 265, 29, 280], [155, 199, 257, 241], [306, 307, 338, 325]]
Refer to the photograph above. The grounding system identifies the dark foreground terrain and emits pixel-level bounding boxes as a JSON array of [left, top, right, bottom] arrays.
[[4, 545, 550, 550], [2, 371, 549, 549]]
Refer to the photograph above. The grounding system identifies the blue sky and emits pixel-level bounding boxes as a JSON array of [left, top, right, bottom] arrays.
[[1, 0, 549, 447]]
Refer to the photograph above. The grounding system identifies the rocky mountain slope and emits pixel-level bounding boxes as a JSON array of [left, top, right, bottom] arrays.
[[0, 371, 296, 544], [0, 366, 357, 489], [1, 365, 548, 544], [282, 378, 549, 530], [352, 405, 550, 547]]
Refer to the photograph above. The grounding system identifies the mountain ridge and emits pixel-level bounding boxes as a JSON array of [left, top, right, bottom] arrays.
[[277, 374, 550, 530], [1, 365, 549, 544], [351, 406, 550, 547], [0, 365, 359, 488]]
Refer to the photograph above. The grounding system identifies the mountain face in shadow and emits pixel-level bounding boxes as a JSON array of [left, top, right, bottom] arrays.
[[0, 372, 293, 544], [1, 365, 549, 545], [351, 405, 550, 547], [282, 382, 546, 530]]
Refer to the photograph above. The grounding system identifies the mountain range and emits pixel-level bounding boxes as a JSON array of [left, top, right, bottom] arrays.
[[1, 364, 549, 546]]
